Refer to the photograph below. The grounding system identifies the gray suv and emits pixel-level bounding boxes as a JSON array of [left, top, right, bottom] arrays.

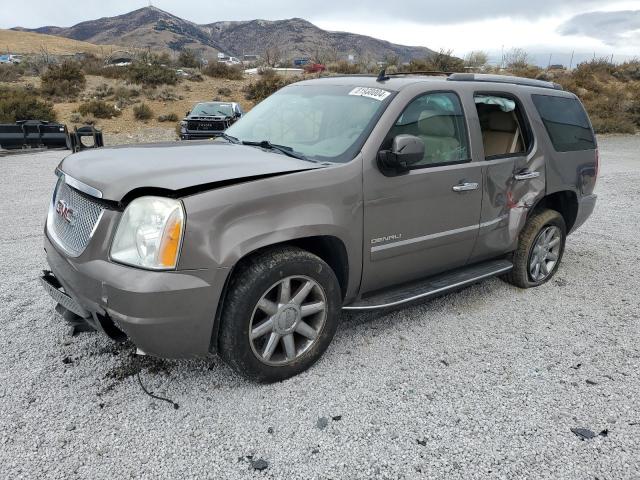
[[41, 73, 598, 382]]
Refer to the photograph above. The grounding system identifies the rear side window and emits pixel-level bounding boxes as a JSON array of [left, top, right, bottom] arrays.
[[531, 95, 596, 152]]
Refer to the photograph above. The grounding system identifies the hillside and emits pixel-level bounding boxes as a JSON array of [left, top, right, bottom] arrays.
[[0, 29, 120, 55], [204, 18, 434, 62], [14, 6, 435, 62]]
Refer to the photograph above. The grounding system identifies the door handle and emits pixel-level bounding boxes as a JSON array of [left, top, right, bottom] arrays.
[[452, 182, 479, 192], [514, 170, 541, 181]]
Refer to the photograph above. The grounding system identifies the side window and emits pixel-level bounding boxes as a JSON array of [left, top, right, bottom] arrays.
[[383, 92, 469, 167], [531, 95, 596, 152], [475, 94, 530, 159]]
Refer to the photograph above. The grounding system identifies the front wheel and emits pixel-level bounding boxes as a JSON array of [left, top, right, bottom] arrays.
[[503, 209, 567, 288], [218, 247, 341, 382]]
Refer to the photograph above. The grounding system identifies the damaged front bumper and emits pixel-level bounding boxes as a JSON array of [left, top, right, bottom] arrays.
[[41, 234, 229, 358]]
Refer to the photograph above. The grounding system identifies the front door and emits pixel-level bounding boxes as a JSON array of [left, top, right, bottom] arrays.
[[361, 91, 483, 293]]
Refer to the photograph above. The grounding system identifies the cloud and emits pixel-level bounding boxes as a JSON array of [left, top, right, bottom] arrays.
[[2, 0, 605, 29], [559, 10, 640, 45]]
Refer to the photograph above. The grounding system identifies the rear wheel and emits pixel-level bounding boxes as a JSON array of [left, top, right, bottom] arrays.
[[218, 247, 341, 382], [503, 209, 566, 288]]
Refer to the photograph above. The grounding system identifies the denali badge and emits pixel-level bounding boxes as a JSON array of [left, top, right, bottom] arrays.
[[55, 200, 74, 224], [371, 234, 402, 245]]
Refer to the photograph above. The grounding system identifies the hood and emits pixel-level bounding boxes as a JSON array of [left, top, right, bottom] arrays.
[[185, 115, 230, 121], [60, 142, 323, 202]]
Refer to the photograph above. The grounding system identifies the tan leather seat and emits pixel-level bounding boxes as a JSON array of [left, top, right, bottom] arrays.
[[482, 111, 523, 157], [417, 111, 461, 165]]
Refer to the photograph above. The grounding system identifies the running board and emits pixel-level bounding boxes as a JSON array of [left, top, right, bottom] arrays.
[[343, 259, 513, 311]]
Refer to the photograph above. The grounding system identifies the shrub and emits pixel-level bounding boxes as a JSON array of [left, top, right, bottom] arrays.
[[327, 61, 362, 74], [133, 103, 153, 121], [203, 62, 244, 80], [217, 87, 232, 97], [178, 49, 200, 68], [0, 63, 23, 82], [158, 113, 179, 122], [0, 86, 57, 122], [40, 61, 86, 97], [78, 100, 121, 119], [127, 62, 178, 87], [112, 86, 140, 107], [145, 87, 181, 102], [188, 72, 204, 82], [244, 74, 300, 102]]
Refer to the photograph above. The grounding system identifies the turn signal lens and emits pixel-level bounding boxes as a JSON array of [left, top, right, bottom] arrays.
[[158, 210, 183, 268]]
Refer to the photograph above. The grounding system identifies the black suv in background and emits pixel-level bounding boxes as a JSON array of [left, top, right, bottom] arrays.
[[180, 101, 244, 140]]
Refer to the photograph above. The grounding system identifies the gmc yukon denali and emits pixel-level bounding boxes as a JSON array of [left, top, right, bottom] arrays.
[[41, 73, 598, 382]]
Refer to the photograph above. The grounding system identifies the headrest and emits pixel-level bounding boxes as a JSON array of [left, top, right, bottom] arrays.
[[488, 111, 517, 133], [418, 111, 455, 137]]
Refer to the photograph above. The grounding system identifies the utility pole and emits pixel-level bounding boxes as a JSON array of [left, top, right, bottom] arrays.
[[569, 50, 574, 70], [547, 53, 552, 69]]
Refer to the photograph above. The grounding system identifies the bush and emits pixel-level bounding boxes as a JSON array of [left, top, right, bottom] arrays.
[[145, 87, 181, 101], [178, 49, 200, 68], [203, 62, 244, 80], [217, 87, 232, 97], [133, 103, 153, 121], [127, 62, 178, 87], [112, 86, 140, 106], [188, 72, 204, 82], [244, 74, 300, 102], [0, 86, 57, 122], [158, 113, 179, 122], [40, 61, 86, 97], [78, 100, 121, 119], [0, 63, 23, 82], [326, 61, 363, 74]]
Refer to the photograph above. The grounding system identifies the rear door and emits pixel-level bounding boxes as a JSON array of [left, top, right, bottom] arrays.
[[468, 91, 545, 262], [361, 90, 483, 293]]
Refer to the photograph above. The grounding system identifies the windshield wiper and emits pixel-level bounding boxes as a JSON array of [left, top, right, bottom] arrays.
[[241, 140, 314, 162], [220, 133, 240, 144]]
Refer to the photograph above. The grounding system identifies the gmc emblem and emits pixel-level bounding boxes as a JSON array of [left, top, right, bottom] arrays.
[[55, 200, 74, 224]]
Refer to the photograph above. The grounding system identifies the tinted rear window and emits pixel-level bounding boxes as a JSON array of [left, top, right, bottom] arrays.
[[532, 95, 596, 152]]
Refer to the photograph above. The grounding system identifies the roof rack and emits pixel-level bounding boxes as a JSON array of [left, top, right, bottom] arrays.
[[447, 73, 563, 91], [376, 68, 450, 81]]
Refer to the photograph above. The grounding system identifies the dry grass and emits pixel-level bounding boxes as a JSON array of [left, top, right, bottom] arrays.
[[0, 29, 120, 55]]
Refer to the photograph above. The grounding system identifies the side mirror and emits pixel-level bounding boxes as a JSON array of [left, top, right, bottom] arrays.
[[377, 134, 425, 175], [186, 111, 191, 116]]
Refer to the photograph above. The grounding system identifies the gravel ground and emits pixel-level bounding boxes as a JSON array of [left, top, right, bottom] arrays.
[[1, 136, 639, 479]]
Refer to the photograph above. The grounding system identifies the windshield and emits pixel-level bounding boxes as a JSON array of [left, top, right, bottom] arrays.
[[191, 103, 233, 117], [225, 84, 395, 163]]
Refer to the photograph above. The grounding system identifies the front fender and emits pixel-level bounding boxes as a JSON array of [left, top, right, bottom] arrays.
[[178, 160, 364, 299]]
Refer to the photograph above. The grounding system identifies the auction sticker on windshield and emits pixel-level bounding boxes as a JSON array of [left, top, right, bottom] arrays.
[[348, 87, 391, 101]]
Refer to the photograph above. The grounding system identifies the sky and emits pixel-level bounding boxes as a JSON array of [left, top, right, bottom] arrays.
[[2, 0, 640, 65]]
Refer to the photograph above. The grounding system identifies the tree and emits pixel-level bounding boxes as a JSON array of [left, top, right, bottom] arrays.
[[430, 48, 465, 73], [263, 46, 282, 68], [504, 48, 531, 70], [178, 49, 200, 68], [465, 51, 489, 69]]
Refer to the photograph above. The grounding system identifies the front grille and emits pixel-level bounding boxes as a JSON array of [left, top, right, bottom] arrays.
[[48, 177, 104, 257], [187, 120, 227, 131]]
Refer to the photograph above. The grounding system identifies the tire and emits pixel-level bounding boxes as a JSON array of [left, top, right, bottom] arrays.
[[218, 247, 341, 383], [503, 209, 567, 289]]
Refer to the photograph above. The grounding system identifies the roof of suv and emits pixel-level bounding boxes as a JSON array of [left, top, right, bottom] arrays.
[[294, 73, 572, 97]]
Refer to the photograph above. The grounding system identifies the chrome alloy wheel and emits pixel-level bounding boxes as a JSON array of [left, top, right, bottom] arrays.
[[249, 276, 328, 366], [529, 225, 562, 282]]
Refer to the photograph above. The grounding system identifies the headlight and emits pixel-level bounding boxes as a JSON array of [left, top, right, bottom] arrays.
[[110, 197, 185, 270]]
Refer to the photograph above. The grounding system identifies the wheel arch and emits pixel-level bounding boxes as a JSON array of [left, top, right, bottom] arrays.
[[529, 190, 579, 232], [208, 235, 350, 353]]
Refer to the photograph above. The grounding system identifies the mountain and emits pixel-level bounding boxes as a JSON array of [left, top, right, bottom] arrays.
[[13, 6, 434, 62], [204, 18, 434, 62], [0, 29, 120, 55], [15, 7, 223, 57]]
